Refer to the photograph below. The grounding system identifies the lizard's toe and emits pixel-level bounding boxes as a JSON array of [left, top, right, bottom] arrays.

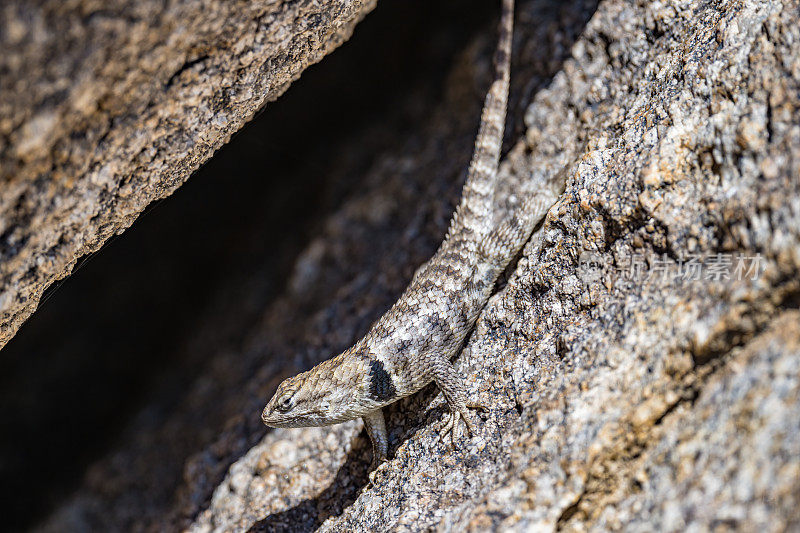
[[366, 455, 388, 487], [438, 412, 457, 447], [439, 408, 480, 446], [461, 409, 477, 437], [466, 399, 489, 412]]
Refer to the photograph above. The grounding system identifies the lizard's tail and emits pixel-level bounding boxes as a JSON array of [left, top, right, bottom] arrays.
[[445, 0, 514, 242], [478, 183, 562, 268]]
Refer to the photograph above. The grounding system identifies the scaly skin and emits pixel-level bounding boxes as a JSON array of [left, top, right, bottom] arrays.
[[262, 0, 550, 473]]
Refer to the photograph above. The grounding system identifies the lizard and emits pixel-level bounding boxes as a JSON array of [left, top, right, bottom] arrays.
[[262, 0, 555, 474]]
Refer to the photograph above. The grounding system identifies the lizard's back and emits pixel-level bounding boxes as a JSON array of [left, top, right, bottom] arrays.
[[361, 229, 510, 400], [353, 0, 524, 404]]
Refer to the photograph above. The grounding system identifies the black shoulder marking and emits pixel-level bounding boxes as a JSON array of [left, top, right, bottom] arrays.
[[369, 360, 397, 402]]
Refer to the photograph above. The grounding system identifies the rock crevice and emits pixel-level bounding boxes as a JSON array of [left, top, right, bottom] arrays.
[[1, 0, 797, 531]]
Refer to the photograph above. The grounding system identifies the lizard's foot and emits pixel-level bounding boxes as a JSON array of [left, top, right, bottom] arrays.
[[367, 455, 388, 486], [438, 406, 479, 447], [430, 357, 488, 446]]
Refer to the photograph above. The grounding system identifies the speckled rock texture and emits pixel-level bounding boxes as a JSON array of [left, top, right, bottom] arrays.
[[0, 0, 377, 349], [17, 0, 800, 530], [187, 0, 800, 531]]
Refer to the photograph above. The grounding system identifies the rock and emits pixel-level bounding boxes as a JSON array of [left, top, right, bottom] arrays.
[[188, 0, 800, 530], [0, 0, 377, 349], [13, 0, 800, 530]]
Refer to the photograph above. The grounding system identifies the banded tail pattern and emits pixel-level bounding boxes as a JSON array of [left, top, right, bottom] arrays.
[[446, 0, 514, 243]]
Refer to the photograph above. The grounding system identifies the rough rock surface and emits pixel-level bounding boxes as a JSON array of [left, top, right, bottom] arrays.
[[188, 0, 800, 531], [0, 0, 377, 349], [9, 0, 799, 530]]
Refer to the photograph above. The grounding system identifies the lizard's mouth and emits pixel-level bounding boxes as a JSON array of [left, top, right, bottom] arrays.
[[261, 406, 275, 426], [261, 403, 290, 427], [261, 406, 330, 428]]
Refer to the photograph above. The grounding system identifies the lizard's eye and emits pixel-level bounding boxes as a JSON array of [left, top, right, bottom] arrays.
[[276, 392, 295, 412]]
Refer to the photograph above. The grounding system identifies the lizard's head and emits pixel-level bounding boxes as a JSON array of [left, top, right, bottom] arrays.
[[262, 357, 363, 428], [262, 371, 330, 428]]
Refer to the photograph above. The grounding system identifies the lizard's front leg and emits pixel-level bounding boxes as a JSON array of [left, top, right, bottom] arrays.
[[431, 357, 485, 446], [362, 409, 388, 475]]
